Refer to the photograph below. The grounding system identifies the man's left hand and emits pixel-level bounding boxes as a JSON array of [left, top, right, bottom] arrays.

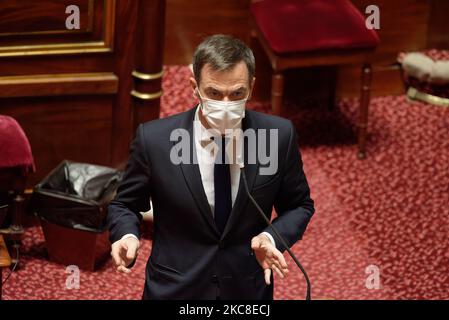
[[251, 234, 289, 285]]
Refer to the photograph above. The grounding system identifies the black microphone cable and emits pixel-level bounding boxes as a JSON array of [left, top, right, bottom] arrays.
[[240, 167, 312, 300], [1, 239, 20, 287]]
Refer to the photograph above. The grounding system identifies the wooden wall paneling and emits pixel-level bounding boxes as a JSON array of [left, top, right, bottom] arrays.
[[163, 0, 443, 100], [0, 0, 145, 184], [350, 0, 430, 63], [282, 0, 431, 101], [0, 0, 116, 57], [336, 0, 431, 99], [131, 0, 166, 135], [427, 0, 449, 49], [110, 0, 138, 167], [0, 96, 113, 186], [0, 54, 115, 77], [164, 0, 251, 65], [0, 0, 116, 186], [250, 32, 272, 102], [0, 73, 118, 98], [0, 0, 94, 38], [336, 64, 406, 100]]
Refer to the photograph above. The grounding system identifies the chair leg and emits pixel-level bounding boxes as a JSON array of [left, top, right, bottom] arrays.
[[10, 193, 24, 235], [357, 64, 372, 159], [6, 193, 25, 268], [271, 72, 284, 115]]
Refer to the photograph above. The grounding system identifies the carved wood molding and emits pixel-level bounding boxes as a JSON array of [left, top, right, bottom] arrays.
[[0, 0, 115, 57], [0, 72, 118, 98]]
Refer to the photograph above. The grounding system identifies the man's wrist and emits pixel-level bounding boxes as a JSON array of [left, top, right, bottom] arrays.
[[260, 232, 276, 247], [121, 233, 139, 241]]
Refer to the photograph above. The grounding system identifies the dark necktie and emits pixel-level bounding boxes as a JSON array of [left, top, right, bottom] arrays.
[[214, 136, 232, 233]]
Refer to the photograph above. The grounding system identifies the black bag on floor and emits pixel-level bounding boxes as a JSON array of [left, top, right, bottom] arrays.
[[31, 160, 122, 232]]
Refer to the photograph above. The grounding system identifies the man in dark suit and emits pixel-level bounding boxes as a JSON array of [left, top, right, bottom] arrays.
[[107, 34, 314, 300]]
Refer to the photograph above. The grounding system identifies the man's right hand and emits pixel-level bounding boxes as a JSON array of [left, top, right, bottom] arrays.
[[111, 236, 140, 274]]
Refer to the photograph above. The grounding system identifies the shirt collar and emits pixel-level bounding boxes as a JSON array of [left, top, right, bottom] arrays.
[[194, 104, 243, 142], [194, 105, 216, 146], [194, 105, 244, 164]]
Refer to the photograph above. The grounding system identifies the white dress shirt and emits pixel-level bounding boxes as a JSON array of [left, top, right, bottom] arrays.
[[193, 105, 241, 215], [122, 105, 275, 246]]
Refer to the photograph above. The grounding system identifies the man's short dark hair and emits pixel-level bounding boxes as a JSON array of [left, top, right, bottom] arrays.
[[193, 34, 255, 86]]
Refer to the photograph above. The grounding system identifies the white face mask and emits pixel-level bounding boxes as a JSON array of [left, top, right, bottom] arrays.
[[197, 89, 247, 134]]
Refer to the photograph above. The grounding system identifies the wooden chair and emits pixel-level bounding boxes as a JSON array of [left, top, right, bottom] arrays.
[[250, 0, 380, 158], [0, 235, 12, 300]]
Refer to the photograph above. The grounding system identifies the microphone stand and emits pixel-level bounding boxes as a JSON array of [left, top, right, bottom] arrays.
[[240, 166, 312, 300]]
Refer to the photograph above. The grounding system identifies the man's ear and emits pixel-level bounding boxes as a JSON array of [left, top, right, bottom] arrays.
[[189, 77, 198, 99], [248, 76, 256, 99]]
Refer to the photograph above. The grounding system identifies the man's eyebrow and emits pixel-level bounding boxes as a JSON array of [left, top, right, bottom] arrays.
[[204, 86, 224, 93], [231, 86, 247, 92], [204, 86, 247, 93]]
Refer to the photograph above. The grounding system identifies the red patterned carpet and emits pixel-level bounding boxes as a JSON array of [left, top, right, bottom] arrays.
[[3, 66, 448, 300]]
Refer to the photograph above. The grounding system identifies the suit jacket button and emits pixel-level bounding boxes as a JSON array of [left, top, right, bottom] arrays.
[[211, 275, 218, 284]]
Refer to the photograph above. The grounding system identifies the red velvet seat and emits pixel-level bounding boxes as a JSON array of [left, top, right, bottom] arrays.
[[251, 0, 379, 54], [0, 116, 35, 175], [0, 115, 35, 263], [249, 0, 380, 158]]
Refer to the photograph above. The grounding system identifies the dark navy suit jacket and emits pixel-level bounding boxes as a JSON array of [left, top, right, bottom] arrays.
[[107, 106, 314, 300]]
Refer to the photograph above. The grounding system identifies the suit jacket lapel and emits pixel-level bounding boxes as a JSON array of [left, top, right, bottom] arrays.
[[221, 111, 259, 240], [176, 106, 221, 237]]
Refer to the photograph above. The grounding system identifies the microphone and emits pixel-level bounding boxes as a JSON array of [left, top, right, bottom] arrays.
[[238, 158, 312, 300]]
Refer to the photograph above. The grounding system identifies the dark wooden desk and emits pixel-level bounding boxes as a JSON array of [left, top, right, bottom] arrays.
[[0, 235, 11, 300]]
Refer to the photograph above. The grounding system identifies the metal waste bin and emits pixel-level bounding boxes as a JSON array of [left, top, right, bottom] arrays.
[[31, 161, 122, 271]]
